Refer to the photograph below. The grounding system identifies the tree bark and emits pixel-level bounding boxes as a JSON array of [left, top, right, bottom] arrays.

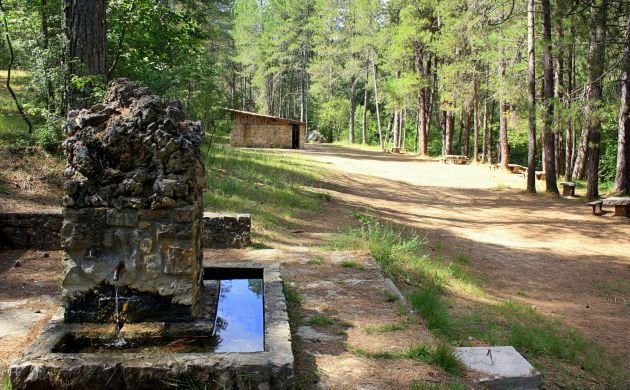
[[63, 0, 107, 111], [554, 15, 565, 178], [565, 40, 575, 181], [499, 99, 509, 169], [372, 61, 384, 151], [614, 12, 630, 195], [464, 109, 471, 157], [488, 100, 495, 163], [445, 111, 454, 155], [348, 76, 359, 144], [440, 111, 447, 155], [473, 73, 479, 161], [542, 0, 558, 193], [361, 66, 368, 144], [392, 111, 400, 150], [482, 97, 488, 162], [498, 60, 509, 169], [585, 0, 608, 199], [526, 0, 536, 193]]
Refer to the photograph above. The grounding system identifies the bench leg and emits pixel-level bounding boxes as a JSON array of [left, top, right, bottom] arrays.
[[592, 205, 597, 215]]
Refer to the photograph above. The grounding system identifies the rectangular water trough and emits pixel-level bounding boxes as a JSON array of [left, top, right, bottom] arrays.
[[10, 263, 293, 389]]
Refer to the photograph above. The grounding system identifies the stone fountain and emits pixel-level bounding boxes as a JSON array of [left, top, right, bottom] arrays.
[[9, 79, 293, 389]]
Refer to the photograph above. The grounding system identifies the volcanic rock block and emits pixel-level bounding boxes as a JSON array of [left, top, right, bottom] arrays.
[[60, 79, 206, 323]]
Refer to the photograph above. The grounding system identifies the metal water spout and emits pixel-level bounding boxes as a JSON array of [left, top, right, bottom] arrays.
[[113, 262, 125, 282]]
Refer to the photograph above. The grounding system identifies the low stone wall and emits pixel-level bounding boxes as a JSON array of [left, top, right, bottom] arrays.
[[0, 210, 62, 250], [202, 212, 251, 249], [0, 211, 251, 251]]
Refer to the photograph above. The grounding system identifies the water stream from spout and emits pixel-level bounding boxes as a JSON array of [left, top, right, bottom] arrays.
[[111, 284, 128, 348], [114, 285, 120, 333]]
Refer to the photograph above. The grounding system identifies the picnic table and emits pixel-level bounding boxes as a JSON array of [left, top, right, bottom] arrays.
[[442, 155, 469, 165], [602, 196, 630, 217]]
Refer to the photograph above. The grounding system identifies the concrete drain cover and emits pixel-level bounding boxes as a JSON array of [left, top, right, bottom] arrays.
[[455, 346, 541, 389]]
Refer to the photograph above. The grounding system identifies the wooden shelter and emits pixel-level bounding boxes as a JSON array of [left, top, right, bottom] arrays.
[[226, 109, 305, 149]]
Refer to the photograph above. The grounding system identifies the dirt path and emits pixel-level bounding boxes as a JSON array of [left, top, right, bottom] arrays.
[[291, 144, 630, 362]]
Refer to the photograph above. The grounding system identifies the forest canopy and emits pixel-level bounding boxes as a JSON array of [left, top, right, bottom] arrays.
[[0, 0, 629, 196]]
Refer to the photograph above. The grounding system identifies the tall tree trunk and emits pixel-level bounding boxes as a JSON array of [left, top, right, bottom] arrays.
[[63, 0, 107, 111], [423, 56, 437, 156], [499, 100, 509, 169], [392, 111, 400, 151], [348, 76, 359, 144], [458, 111, 463, 154], [473, 73, 479, 161], [614, 12, 630, 195], [372, 62, 384, 151], [498, 60, 509, 169], [440, 111, 447, 155], [565, 40, 574, 181], [585, 0, 608, 199], [488, 100, 495, 163], [554, 16, 565, 178], [526, 0, 537, 193], [401, 110, 406, 151], [464, 109, 471, 157], [361, 67, 368, 144], [445, 111, 454, 155], [481, 97, 490, 162], [542, 0, 558, 193]]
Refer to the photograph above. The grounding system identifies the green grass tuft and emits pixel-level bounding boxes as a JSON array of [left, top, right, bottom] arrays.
[[308, 315, 335, 326], [282, 280, 304, 304], [408, 289, 452, 337], [364, 321, 407, 334]]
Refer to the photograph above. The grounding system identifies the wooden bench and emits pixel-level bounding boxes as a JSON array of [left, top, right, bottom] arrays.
[[489, 164, 500, 172], [587, 200, 603, 215], [443, 155, 470, 165]]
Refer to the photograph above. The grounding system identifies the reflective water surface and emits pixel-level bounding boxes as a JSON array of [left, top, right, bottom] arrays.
[[213, 278, 264, 352]]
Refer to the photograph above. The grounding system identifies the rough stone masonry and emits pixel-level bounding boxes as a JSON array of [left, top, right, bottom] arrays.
[[61, 78, 205, 323]]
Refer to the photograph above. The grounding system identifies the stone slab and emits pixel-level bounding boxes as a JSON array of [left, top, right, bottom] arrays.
[[455, 346, 541, 389]]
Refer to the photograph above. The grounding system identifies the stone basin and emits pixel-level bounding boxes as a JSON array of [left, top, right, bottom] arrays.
[[10, 264, 293, 389]]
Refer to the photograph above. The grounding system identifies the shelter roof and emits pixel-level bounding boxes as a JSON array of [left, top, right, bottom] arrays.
[[224, 108, 305, 126]]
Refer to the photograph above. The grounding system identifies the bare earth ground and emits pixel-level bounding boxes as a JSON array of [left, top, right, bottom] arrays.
[[288, 145, 629, 364]]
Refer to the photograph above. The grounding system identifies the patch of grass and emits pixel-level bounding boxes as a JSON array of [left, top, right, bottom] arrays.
[[455, 254, 470, 264], [203, 143, 330, 231], [351, 344, 461, 374], [340, 259, 363, 269], [408, 289, 452, 337], [307, 255, 324, 265], [308, 315, 334, 327], [251, 242, 272, 250], [516, 290, 527, 297], [364, 321, 407, 334], [592, 278, 630, 298], [0, 70, 31, 144], [282, 280, 304, 304]]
